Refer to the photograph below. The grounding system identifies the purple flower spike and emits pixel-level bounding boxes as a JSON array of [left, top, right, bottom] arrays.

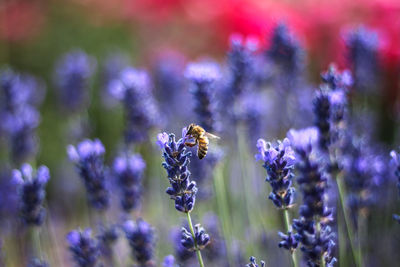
[[13, 163, 50, 226], [68, 139, 109, 210], [287, 127, 319, 153]]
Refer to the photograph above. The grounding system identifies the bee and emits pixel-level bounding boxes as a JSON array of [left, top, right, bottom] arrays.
[[185, 123, 220, 159]]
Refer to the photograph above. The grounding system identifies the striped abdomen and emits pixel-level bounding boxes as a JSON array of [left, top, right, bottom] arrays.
[[197, 137, 209, 159]]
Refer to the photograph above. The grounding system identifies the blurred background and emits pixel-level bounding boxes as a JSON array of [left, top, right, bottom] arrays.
[[1, 0, 400, 266]]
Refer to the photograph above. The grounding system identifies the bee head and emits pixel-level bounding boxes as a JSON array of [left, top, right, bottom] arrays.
[[186, 123, 195, 135]]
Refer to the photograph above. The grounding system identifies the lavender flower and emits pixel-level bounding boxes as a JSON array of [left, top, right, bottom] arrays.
[[101, 52, 129, 107], [181, 224, 210, 251], [345, 26, 379, 93], [313, 66, 350, 151], [224, 35, 256, 99], [163, 255, 177, 267], [158, 130, 198, 213], [123, 219, 155, 266], [12, 164, 50, 226], [54, 50, 95, 111], [67, 139, 109, 210], [97, 224, 119, 261], [113, 153, 146, 212], [278, 231, 298, 252], [255, 138, 296, 209], [267, 23, 303, 78], [109, 67, 159, 144], [67, 229, 100, 267], [390, 149, 400, 223], [288, 128, 336, 266], [0, 69, 44, 162], [246, 256, 265, 267], [185, 62, 220, 132], [4, 106, 40, 163], [172, 226, 195, 264], [342, 138, 384, 226], [28, 258, 49, 267]]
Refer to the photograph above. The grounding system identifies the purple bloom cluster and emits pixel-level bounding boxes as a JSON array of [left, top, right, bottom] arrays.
[[0, 69, 44, 162], [67, 139, 109, 210], [288, 127, 336, 267], [185, 62, 220, 132], [54, 50, 95, 111], [246, 256, 265, 267], [390, 149, 400, 223], [256, 138, 296, 209], [12, 164, 50, 226], [113, 153, 146, 213], [109, 67, 159, 144], [345, 26, 379, 93], [28, 258, 49, 267], [342, 138, 385, 225], [123, 219, 155, 266], [313, 66, 350, 151], [66, 229, 100, 267], [158, 130, 198, 213], [267, 23, 303, 78], [181, 224, 210, 252]]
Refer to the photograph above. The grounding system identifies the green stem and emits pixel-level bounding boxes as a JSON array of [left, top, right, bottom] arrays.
[[213, 163, 235, 267], [336, 177, 361, 267], [283, 209, 299, 267], [186, 212, 205, 267]]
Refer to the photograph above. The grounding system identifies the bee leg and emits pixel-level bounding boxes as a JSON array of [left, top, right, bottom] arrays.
[[184, 141, 197, 147]]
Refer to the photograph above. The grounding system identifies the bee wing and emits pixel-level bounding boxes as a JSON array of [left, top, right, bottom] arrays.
[[204, 132, 220, 140]]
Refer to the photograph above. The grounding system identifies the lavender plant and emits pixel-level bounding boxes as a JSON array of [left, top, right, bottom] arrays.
[[67, 229, 100, 267], [12, 164, 50, 226], [288, 127, 336, 267], [185, 61, 220, 132], [255, 138, 298, 266], [157, 129, 210, 267], [246, 256, 265, 267], [109, 67, 159, 144], [113, 153, 146, 213], [390, 148, 400, 223], [54, 50, 96, 112], [345, 26, 380, 93], [67, 139, 109, 211], [123, 219, 155, 266]]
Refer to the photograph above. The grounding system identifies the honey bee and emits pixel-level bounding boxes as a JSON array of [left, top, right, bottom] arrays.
[[185, 123, 220, 159]]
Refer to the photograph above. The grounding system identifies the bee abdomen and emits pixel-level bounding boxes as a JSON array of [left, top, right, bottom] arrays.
[[197, 138, 209, 159]]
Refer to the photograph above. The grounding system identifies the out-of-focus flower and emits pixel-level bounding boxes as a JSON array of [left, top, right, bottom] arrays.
[[266, 23, 303, 77], [67, 229, 100, 267], [181, 224, 210, 251], [27, 258, 48, 267], [101, 52, 130, 107], [97, 224, 119, 261], [12, 164, 50, 226], [67, 139, 109, 211], [390, 148, 400, 223], [345, 26, 380, 93], [172, 226, 195, 264], [123, 219, 155, 266], [54, 50, 96, 112], [109, 67, 159, 144], [287, 127, 319, 154], [246, 256, 265, 267], [158, 131, 198, 213], [163, 255, 177, 267], [185, 61, 221, 132], [113, 153, 146, 212]]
